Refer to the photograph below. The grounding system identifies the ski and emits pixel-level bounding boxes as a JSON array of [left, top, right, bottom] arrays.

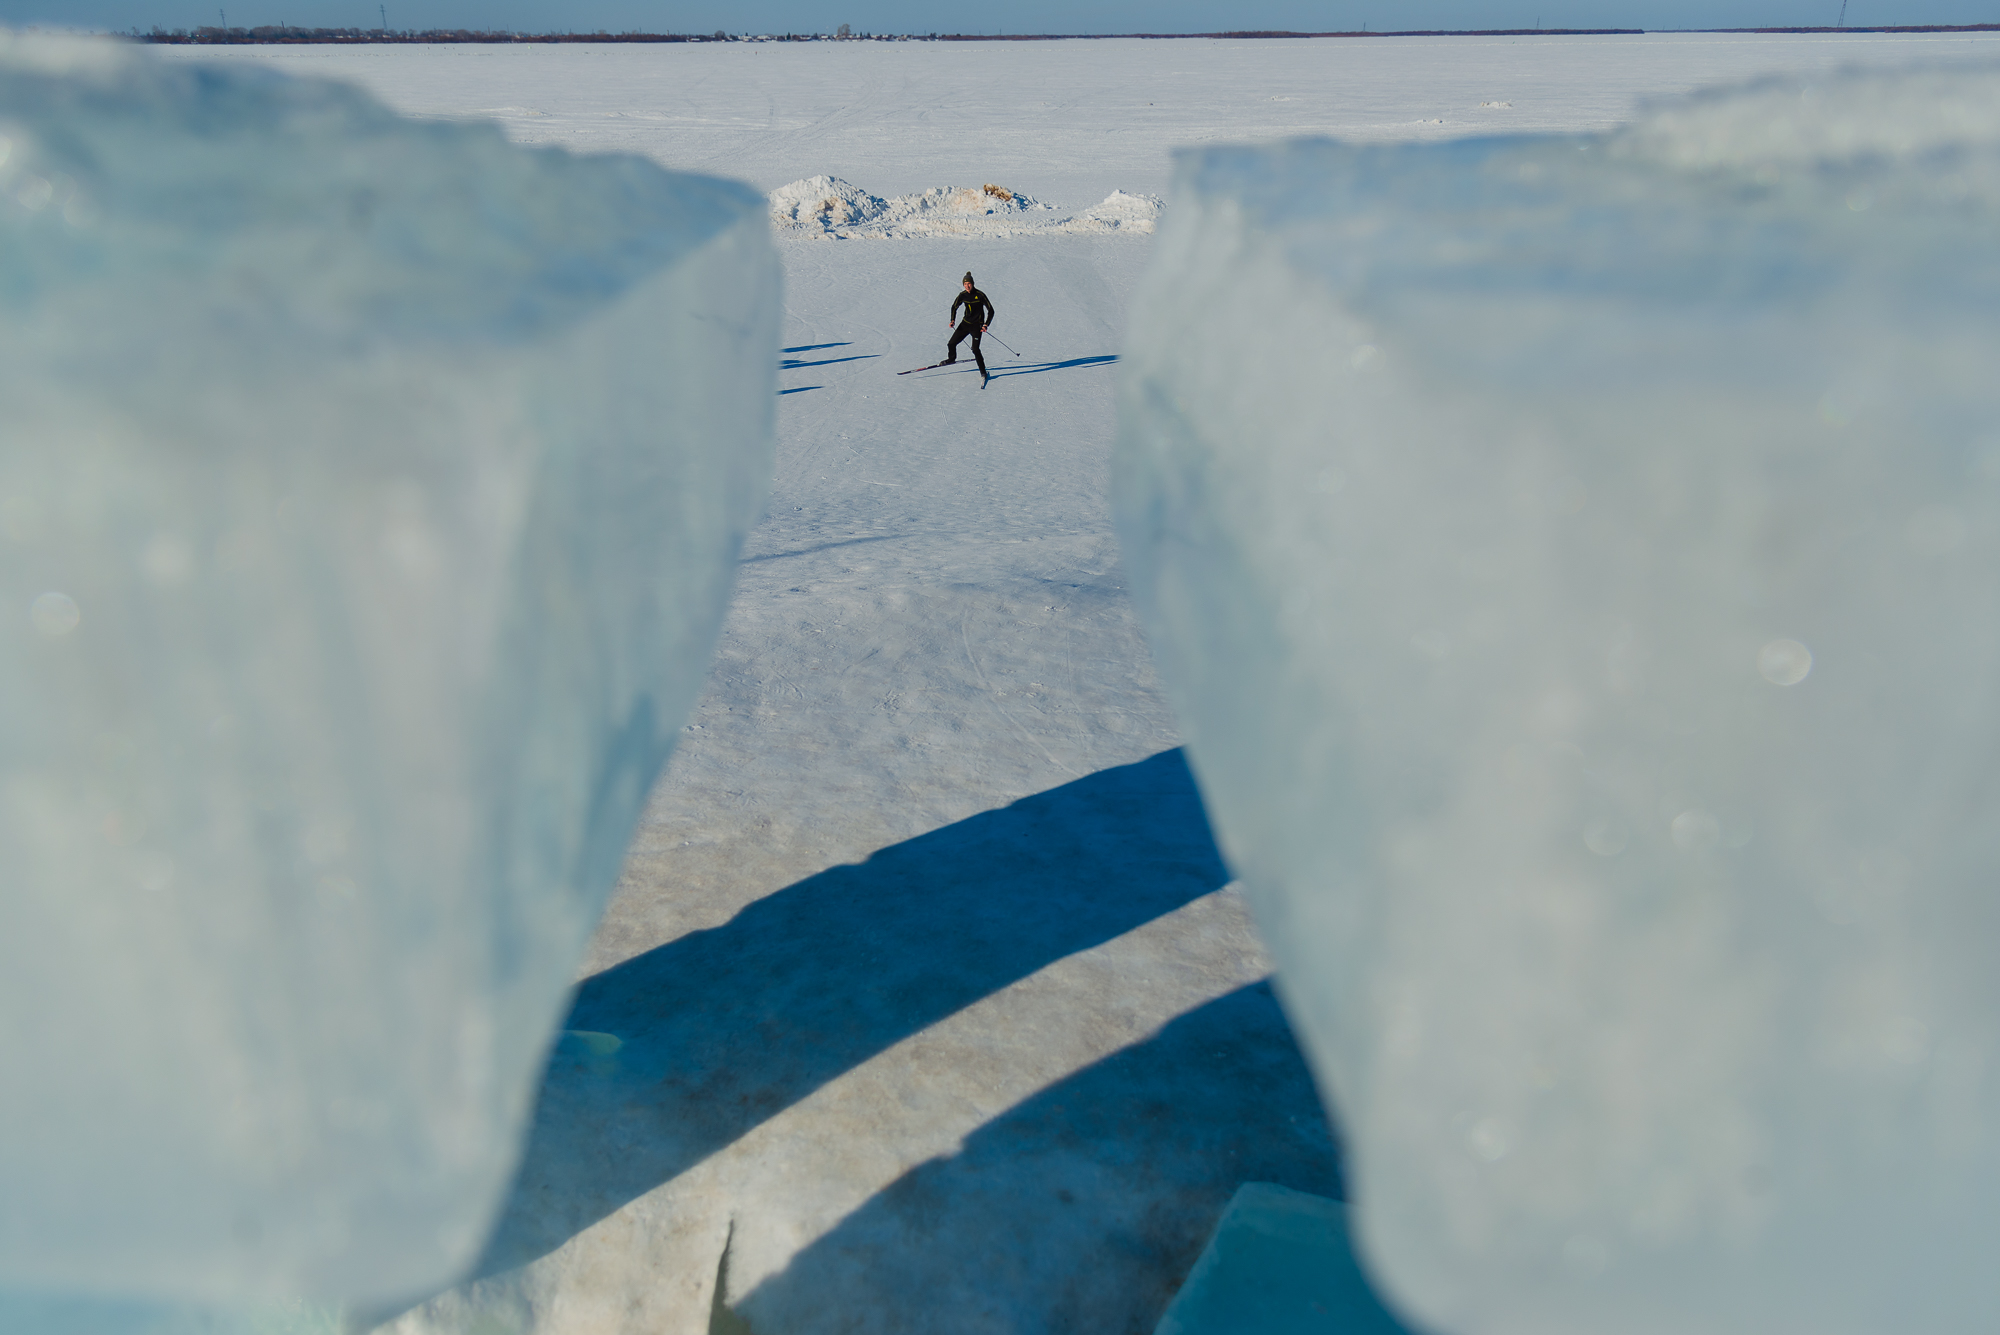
[[897, 361, 953, 376]]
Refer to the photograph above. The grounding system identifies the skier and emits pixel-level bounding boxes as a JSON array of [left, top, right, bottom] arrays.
[[945, 272, 996, 384]]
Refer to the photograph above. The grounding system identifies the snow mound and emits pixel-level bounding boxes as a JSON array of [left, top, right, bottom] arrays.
[[766, 179, 1159, 239], [1073, 190, 1165, 234], [880, 181, 1056, 234], [767, 174, 891, 231], [0, 28, 777, 1313], [1117, 62, 2000, 1335]]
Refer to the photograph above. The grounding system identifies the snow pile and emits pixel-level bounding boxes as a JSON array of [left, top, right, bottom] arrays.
[[767, 178, 1158, 238], [766, 174, 892, 231], [1074, 190, 1164, 233], [0, 29, 776, 1315], [877, 181, 1057, 235], [1116, 64, 2000, 1335]]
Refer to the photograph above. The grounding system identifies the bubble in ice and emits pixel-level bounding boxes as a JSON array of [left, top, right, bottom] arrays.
[[1670, 809, 1721, 854], [30, 590, 78, 636], [1757, 638, 1812, 685], [1583, 818, 1628, 857], [1468, 1118, 1510, 1162], [139, 534, 194, 587]]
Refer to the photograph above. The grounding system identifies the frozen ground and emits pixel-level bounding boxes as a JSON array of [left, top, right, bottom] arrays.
[[162, 31, 2000, 1335]]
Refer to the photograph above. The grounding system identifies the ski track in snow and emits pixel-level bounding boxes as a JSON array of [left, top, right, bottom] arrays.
[[165, 32, 2000, 1335]]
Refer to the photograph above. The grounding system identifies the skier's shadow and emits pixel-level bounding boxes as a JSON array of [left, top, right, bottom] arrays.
[[988, 353, 1118, 379], [911, 354, 1116, 380], [468, 748, 1235, 1285]]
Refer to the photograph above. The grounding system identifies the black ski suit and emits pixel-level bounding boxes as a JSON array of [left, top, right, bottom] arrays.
[[947, 286, 995, 374]]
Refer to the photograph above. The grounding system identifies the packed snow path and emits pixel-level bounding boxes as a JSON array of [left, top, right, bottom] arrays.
[[167, 32, 2000, 1335]]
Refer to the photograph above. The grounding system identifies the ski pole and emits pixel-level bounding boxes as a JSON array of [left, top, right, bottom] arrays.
[[986, 332, 1020, 357]]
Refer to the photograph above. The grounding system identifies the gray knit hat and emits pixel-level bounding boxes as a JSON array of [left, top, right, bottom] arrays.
[[963, 271, 975, 284]]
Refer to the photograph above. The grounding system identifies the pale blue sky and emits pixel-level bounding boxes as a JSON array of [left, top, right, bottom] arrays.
[[7, 1, 1997, 37]]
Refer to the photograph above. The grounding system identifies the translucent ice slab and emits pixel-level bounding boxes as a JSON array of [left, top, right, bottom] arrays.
[[1153, 1184, 1412, 1335], [0, 31, 776, 1311], [1116, 64, 2000, 1335]]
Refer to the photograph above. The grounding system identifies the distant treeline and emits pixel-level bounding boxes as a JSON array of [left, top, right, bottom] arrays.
[[1719, 25, 2000, 33], [132, 23, 2000, 45], [141, 28, 738, 43]]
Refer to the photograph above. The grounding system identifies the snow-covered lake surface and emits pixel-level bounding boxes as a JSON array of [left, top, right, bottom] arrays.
[[162, 32, 2000, 1335]]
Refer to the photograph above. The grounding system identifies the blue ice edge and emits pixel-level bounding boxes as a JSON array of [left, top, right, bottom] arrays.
[[1154, 1183, 1419, 1335]]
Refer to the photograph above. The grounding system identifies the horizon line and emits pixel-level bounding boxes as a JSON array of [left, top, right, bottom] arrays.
[[115, 23, 2000, 45]]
